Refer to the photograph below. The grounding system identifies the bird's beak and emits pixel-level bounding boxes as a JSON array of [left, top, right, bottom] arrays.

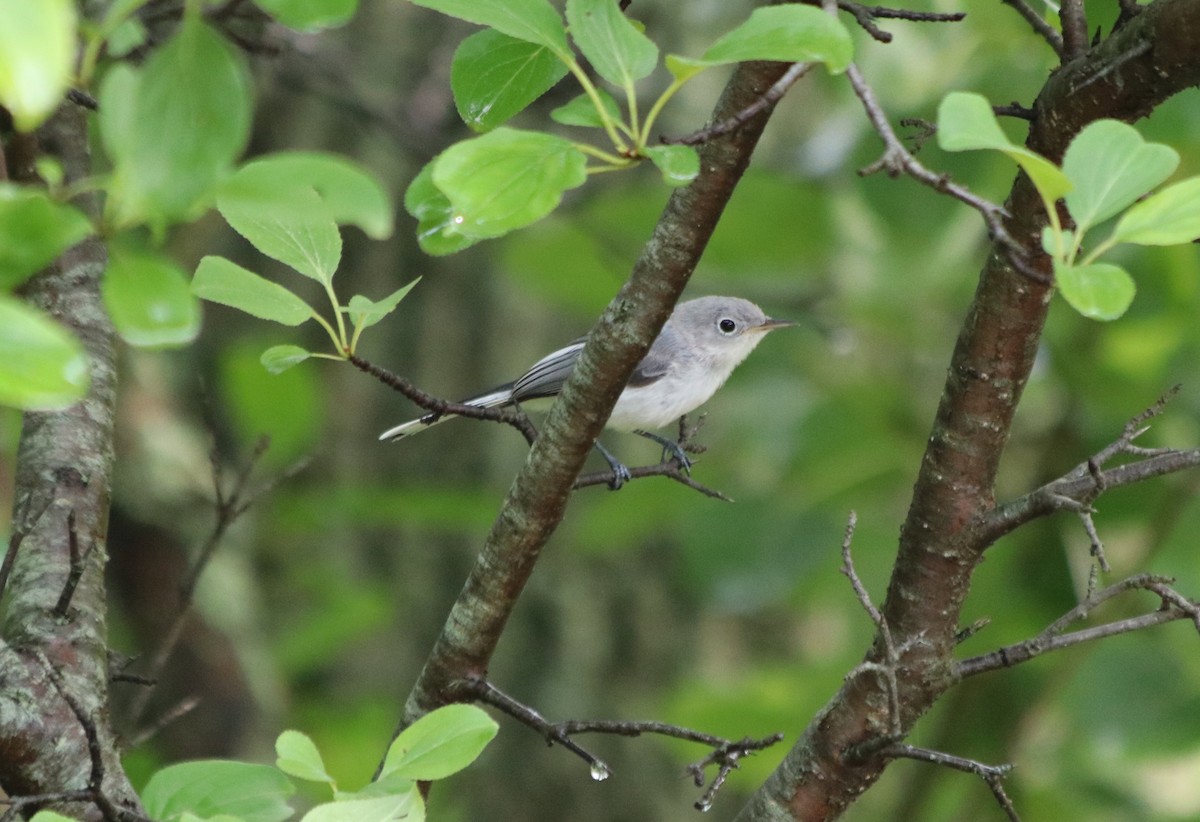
[[752, 317, 796, 333]]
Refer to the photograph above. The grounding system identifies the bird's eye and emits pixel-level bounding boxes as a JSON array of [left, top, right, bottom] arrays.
[[718, 318, 737, 335]]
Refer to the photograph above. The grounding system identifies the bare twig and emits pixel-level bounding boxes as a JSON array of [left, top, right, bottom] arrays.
[[127, 697, 201, 748], [957, 574, 1200, 678], [1072, 40, 1154, 94], [465, 677, 783, 809], [844, 64, 1033, 276], [999, 0, 1065, 57], [883, 744, 1020, 821], [834, 0, 964, 43], [840, 512, 902, 737], [350, 354, 538, 445], [664, 62, 815, 146], [54, 510, 93, 616], [993, 102, 1036, 121], [982, 388, 1200, 546]]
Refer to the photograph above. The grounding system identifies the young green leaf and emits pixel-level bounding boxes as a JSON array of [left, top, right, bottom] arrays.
[[103, 248, 202, 348], [550, 89, 622, 127], [29, 812, 78, 822], [0, 0, 76, 131], [192, 256, 316, 325], [410, 0, 569, 57], [689, 5, 853, 74], [254, 0, 357, 31], [300, 791, 423, 822], [1063, 119, 1179, 230], [380, 703, 498, 781], [1110, 177, 1200, 246], [347, 278, 420, 330], [100, 16, 251, 230], [217, 184, 342, 284], [0, 295, 89, 410], [261, 345, 315, 374], [142, 760, 295, 822], [404, 163, 481, 256], [431, 128, 588, 239], [0, 185, 92, 290], [452, 29, 569, 132], [221, 152, 394, 240], [275, 729, 335, 785], [566, 0, 658, 88], [643, 145, 699, 187], [1054, 260, 1135, 321], [936, 91, 1071, 203]]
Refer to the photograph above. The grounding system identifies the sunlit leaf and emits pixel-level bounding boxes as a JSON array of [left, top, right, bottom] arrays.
[[142, 761, 295, 822], [255, 0, 357, 31], [380, 704, 498, 781], [431, 128, 587, 239], [1063, 119, 1179, 230], [1054, 260, 1135, 321], [300, 791, 422, 822], [0, 185, 91, 290], [217, 184, 342, 284], [643, 145, 699, 187], [275, 730, 335, 784], [566, 0, 658, 87], [683, 6, 853, 74], [346, 278, 420, 330], [404, 163, 481, 256], [452, 28, 568, 132], [1110, 177, 1200, 246], [192, 256, 315, 325], [409, 0, 568, 56], [550, 89, 621, 127]]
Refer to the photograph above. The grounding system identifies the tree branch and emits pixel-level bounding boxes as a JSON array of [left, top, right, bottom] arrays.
[[395, 58, 799, 758]]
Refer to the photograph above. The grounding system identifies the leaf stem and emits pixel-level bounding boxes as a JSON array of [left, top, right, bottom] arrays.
[[563, 59, 630, 154], [639, 77, 689, 146], [323, 281, 348, 351]]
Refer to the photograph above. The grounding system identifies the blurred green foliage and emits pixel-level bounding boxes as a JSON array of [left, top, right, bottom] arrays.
[[4, 0, 1200, 820]]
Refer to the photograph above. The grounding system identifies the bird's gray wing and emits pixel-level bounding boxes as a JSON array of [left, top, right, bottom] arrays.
[[511, 339, 585, 401], [628, 326, 675, 387]]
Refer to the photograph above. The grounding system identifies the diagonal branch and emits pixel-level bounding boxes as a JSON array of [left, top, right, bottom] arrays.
[[999, 0, 1066, 57]]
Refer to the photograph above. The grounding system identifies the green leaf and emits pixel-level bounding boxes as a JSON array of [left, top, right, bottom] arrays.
[[0, 295, 88, 410], [566, 0, 658, 88], [1110, 177, 1200, 246], [1063, 119, 1179, 230], [643, 145, 699, 187], [663, 54, 709, 83], [687, 6, 853, 74], [254, 0, 357, 31], [103, 248, 201, 348], [30, 812, 78, 822], [0, 0, 75, 131], [1054, 260, 1135, 321], [217, 183, 342, 284], [275, 730, 334, 784], [300, 791, 422, 822], [261, 345, 315, 374], [142, 760, 295, 822], [0, 185, 92, 290], [936, 91, 1072, 203], [410, 0, 569, 57], [221, 152, 393, 240], [347, 278, 420, 330], [431, 128, 588, 239], [192, 256, 316, 325], [380, 704, 498, 781], [404, 164, 481, 256], [550, 89, 621, 127], [100, 16, 251, 230], [452, 29, 569, 132]]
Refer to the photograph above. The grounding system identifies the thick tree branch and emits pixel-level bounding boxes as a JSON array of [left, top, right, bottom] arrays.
[[0, 104, 141, 817], [735, 1, 1200, 818], [396, 59, 797, 749]]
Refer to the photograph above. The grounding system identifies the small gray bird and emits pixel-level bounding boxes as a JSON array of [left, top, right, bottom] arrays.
[[379, 296, 792, 488]]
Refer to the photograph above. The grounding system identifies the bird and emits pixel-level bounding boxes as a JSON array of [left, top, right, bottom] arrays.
[[379, 296, 792, 488]]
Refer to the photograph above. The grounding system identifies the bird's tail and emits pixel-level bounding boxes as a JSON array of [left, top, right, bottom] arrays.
[[378, 386, 513, 442]]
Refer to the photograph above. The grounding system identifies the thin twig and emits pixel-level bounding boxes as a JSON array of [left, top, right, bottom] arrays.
[[840, 512, 903, 737], [834, 0, 964, 43], [999, 0, 1065, 57], [844, 64, 1034, 278], [957, 574, 1200, 678], [465, 676, 783, 808], [883, 744, 1020, 821], [54, 510, 93, 616], [127, 697, 201, 748], [664, 62, 815, 146], [350, 354, 538, 445]]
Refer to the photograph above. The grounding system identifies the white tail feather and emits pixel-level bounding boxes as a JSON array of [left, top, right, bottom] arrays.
[[379, 387, 513, 442]]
